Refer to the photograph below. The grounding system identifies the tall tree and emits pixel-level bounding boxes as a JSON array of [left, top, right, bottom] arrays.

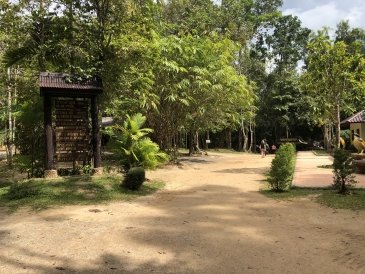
[[302, 31, 365, 148], [255, 15, 310, 141]]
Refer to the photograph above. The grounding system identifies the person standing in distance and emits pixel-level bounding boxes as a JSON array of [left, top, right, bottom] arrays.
[[260, 139, 268, 158]]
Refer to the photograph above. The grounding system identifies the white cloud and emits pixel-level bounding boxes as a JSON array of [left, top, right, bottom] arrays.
[[283, 1, 365, 34], [345, 6, 365, 27]]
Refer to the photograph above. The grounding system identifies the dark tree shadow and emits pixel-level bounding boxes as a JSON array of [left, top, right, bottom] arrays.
[[214, 167, 269, 174]]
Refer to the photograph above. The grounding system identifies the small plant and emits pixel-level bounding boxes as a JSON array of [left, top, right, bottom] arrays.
[[82, 164, 92, 175], [14, 155, 44, 179], [333, 149, 357, 194], [268, 143, 296, 192], [105, 113, 169, 171], [122, 167, 146, 190]]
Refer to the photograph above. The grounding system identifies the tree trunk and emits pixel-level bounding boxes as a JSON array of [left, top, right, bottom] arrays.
[[335, 101, 341, 148], [44, 95, 54, 170], [238, 130, 243, 151], [5, 67, 14, 167], [249, 121, 253, 152], [91, 96, 102, 168], [206, 132, 210, 150], [243, 126, 249, 152], [195, 132, 202, 153], [323, 124, 328, 151], [323, 124, 332, 151], [6, 87, 13, 167], [274, 125, 278, 144], [188, 130, 194, 156], [225, 128, 232, 149]]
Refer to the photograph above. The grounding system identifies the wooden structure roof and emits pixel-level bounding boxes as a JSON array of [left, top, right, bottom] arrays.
[[341, 111, 365, 126], [39, 72, 102, 97]]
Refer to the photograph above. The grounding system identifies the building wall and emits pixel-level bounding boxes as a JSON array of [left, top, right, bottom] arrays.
[[350, 123, 364, 139]]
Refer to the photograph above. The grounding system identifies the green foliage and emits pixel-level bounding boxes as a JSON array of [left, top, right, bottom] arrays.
[[0, 176, 165, 211], [57, 165, 92, 176], [332, 149, 357, 194], [122, 167, 146, 190], [335, 20, 365, 54], [254, 14, 310, 140], [14, 155, 43, 179], [268, 143, 296, 191], [261, 187, 365, 210], [107, 113, 169, 170], [257, 69, 304, 139], [301, 31, 365, 147], [6, 182, 42, 200], [260, 186, 326, 199], [82, 164, 92, 175], [263, 15, 311, 70]]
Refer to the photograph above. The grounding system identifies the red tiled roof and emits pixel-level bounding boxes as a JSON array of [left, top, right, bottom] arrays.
[[341, 111, 365, 124]]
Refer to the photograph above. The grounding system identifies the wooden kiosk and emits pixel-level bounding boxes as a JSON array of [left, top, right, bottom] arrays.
[[39, 72, 103, 178]]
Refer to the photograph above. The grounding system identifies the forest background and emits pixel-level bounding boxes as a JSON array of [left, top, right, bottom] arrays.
[[1, 0, 365, 175]]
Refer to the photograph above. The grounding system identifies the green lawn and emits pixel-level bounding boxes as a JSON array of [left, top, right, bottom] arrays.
[[0, 175, 164, 212], [261, 186, 365, 210]]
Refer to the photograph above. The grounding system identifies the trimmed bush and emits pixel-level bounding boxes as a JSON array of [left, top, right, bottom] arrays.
[[333, 149, 357, 194], [268, 143, 296, 192], [122, 167, 146, 190]]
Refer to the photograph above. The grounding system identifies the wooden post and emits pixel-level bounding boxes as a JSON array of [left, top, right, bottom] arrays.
[[91, 96, 102, 174], [44, 95, 57, 178]]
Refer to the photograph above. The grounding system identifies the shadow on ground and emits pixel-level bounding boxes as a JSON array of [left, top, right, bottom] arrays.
[[214, 167, 268, 174], [1, 183, 363, 273]]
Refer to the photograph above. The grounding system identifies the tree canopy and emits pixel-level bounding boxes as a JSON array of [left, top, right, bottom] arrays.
[[1, 0, 365, 169]]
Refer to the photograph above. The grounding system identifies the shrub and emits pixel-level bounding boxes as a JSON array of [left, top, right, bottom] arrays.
[[122, 167, 146, 190], [82, 164, 92, 175], [14, 99, 45, 178], [14, 155, 44, 179], [268, 143, 296, 192], [333, 149, 357, 194], [57, 167, 82, 176], [105, 113, 169, 171]]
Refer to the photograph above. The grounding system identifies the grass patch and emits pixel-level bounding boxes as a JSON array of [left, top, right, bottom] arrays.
[[260, 187, 324, 200], [317, 189, 365, 210], [260, 186, 365, 210], [0, 175, 165, 212]]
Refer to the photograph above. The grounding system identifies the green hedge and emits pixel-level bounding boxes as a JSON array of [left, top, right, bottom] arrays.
[[268, 143, 296, 192]]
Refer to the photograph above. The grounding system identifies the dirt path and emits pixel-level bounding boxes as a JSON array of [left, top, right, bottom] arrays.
[[0, 152, 364, 274], [294, 151, 365, 188]]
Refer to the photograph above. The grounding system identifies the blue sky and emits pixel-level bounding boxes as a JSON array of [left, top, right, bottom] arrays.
[[282, 0, 365, 33]]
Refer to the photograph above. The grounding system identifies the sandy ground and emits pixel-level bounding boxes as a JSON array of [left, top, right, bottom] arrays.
[[0, 152, 364, 274], [294, 151, 365, 187]]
